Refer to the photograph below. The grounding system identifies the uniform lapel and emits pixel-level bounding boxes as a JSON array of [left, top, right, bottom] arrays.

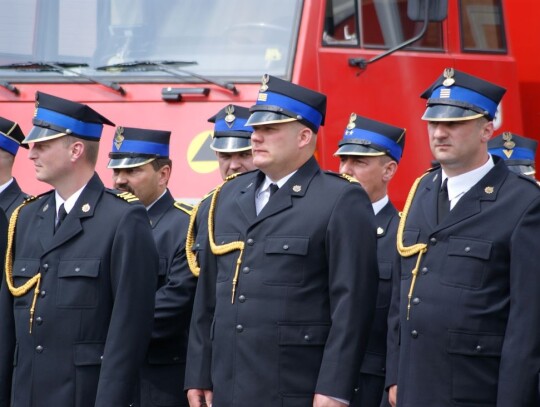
[[251, 157, 319, 227], [419, 170, 440, 230], [375, 202, 397, 238], [434, 160, 507, 231], [42, 173, 103, 255], [235, 171, 262, 225], [37, 193, 56, 251], [148, 190, 174, 229]]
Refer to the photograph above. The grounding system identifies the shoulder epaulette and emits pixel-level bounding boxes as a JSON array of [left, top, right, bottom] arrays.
[[174, 201, 193, 215], [324, 171, 359, 183], [110, 190, 139, 203], [516, 173, 540, 188]]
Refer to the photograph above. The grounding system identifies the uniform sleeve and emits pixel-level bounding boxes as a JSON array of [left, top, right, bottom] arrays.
[[497, 195, 540, 405], [152, 219, 197, 340], [94, 204, 159, 406], [385, 225, 401, 390], [315, 184, 379, 400], [184, 199, 215, 390]]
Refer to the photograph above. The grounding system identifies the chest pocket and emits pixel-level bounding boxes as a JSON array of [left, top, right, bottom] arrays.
[[11, 259, 40, 308], [57, 259, 101, 308], [215, 233, 241, 283], [441, 237, 492, 289], [263, 236, 309, 286]]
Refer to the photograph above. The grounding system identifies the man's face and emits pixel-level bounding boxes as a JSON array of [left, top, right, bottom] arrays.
[[28, 137, 73, 186], [428, 118, 493, 176], [216, 150, 255, 179], [251, 121, 306, 180], [339, 155, 392, 203], [112, 163, 165, 206]]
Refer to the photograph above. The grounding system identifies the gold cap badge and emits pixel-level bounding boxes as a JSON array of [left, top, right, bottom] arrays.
[[260, 74, 269, 92], [346, 113, 357, 135], [443, 68, 455, 87], [224, 105, 236, 128], [114, 127, 124, 150]]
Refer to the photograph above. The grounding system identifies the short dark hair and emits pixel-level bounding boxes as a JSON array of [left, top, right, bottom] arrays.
[[150, 157, 172, 172]]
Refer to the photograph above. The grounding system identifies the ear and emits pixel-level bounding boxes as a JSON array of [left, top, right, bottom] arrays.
[[481, 121, 494, 143], [70, 140, 85, 162], [297, 126, 313, 148], [157, 164, 171, 186], [382, 159, 398, 182]]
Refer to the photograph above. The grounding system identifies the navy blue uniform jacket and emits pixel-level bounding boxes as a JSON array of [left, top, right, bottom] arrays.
[[352, 201, 399, 407], [0, 174, 158, 407], [138, 190, 196, 407], [185, 157, 379, 406], [387, 160, 540, 406]]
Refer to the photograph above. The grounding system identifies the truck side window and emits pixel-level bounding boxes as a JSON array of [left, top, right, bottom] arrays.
[[323, 0, 359, 46], [361, 0, 442, 50], [460, 0, 506, 53]]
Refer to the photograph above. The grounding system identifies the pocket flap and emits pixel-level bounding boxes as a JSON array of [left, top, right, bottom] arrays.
[[378, 262, 392, 280], [73, 342, 105, 366], [265, 237, 309, 256], [12, 259, 40, 277], [278, 323, 330, 345], [360, 351, 386, 376], [58, 259, 100, 278], [448, 237, 492, 260], [447, 331, 503, 356]]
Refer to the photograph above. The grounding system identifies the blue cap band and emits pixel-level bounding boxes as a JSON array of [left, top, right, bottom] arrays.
[[112, 139, 169, 156], [489, 147, 535, 161], [36, 108, 104, 139], [432, 85, 498, 118], [343, 128, 403, 161], [257, 91, 323, 130], [0, 134, 19, 155], [214, 117, 252, 133]]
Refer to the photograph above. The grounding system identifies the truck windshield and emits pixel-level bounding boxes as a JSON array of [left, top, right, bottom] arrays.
[[0, 0, 302, 81]]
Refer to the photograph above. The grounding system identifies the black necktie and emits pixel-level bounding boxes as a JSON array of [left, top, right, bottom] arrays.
[[269, 183, 279, 197], [437, 178, 450, 223], [55, 203, 68, 233]]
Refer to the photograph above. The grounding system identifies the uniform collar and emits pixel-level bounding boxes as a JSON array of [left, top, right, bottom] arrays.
[[443, 155, 495, 203]]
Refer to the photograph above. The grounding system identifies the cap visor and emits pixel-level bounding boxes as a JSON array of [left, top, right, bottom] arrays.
[[246, 111, 297, 127], [107, 157, 156, 169], [211, 136, 252, 152], [421, 105, 485, 121], [23, 127, 67, 144], [506, 164, 535, 176], [334, 144, 387, 157]]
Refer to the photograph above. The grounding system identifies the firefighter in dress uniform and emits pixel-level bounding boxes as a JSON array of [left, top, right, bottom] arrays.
[[109, 126, 197, 407], [185, 75, 379, 407], [334, 114, 405, 407], [0, 92, 158, 407], [386, 68, 540, 407]]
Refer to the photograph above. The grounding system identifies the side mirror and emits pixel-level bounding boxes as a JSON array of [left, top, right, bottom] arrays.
[[408, 0, 448, 22]]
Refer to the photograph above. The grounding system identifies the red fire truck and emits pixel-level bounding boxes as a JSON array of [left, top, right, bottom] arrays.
[[0, 0, 537, 207]]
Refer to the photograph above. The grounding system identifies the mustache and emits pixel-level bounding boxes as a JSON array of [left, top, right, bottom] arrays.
[[115, 184, 134, 195]]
